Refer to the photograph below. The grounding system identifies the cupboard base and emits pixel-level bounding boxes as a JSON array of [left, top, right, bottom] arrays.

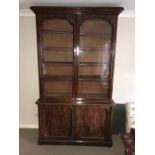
[[37, 100, 113, 147], [38, 137, 112, 147]]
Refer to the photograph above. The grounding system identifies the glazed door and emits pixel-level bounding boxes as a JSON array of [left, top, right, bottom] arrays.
[[39, 15, 75, 99], [74, 105, 111, 140], [77, 16, 113, 99]]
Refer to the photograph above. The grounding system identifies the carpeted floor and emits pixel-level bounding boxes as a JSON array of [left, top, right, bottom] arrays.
[[19, 129, 125, 155]]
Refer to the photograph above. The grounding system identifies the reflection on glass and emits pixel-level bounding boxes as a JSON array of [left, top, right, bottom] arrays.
[[101, 43, 110, 80], [78, 19, 112, 98]]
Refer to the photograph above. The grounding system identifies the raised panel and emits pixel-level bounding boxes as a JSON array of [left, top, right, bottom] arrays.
[[39, 104, 73, 138], [75, 105, 109, 139]]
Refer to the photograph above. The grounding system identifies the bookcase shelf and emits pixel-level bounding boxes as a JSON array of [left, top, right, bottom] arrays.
[[43, 75, 73, 81], [79, 62, 109, 66], [43, 61, 73, 65], [43, 29, 73, 34], [43, 47, 73, 51], [80, 32, 111, 38], [79, 75, 108, 81]]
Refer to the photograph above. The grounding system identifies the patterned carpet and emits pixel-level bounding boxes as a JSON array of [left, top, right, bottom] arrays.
[[19, 129, 125, 155]]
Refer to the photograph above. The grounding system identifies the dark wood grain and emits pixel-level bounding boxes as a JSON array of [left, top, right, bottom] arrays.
[[31, 6, 123, 146], [75, 105, 109, 139], [31, 6, 123, 15], [38, 104, 73, 139]]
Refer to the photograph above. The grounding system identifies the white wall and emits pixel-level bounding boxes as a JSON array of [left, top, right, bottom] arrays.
[[113, 17, 135, 103], [19, 16, 39, 128], [19, 16, 134, 127]]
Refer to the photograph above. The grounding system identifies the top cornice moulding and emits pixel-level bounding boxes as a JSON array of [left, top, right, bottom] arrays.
[[19, 9, 134, 17]]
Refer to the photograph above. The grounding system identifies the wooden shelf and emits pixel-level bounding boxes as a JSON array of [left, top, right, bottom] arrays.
[[43, 75, 73, 81], [43, 30, 110, 38], [80, 32, 111, 38], [79, 62, 109, 66], [43, 75, 109, 82], [43, 61, 73, 65], [79, 47, 109, 52], [79, 75, 108, 81], [43, 47, 73, 51], [43, 29, 73, 35], [79, 81, 109, 88], [43, 47, 108, 52]]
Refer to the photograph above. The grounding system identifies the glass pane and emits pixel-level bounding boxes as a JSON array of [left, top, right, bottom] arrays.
[[80, 37, 110, 48], [79, 20, 111, 98], [43, 33, 72, 47], [43, 64, 72, 76], [80, 20, 111, 33], [79, 65, 110, 76], [43, 81, 72, 97], [42, 19, 73, 48], [42, 19, 73, 98], [79, 51, 103, 62], [79, 81, 108, 93], [43, 20, 73, 31], [43, 51, 73, 62]]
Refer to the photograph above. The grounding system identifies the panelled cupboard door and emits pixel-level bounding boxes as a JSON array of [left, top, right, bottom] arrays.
[[74, 105, 111, 140], [39, 104, 73, 139], [39, 15, 75, 98]]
